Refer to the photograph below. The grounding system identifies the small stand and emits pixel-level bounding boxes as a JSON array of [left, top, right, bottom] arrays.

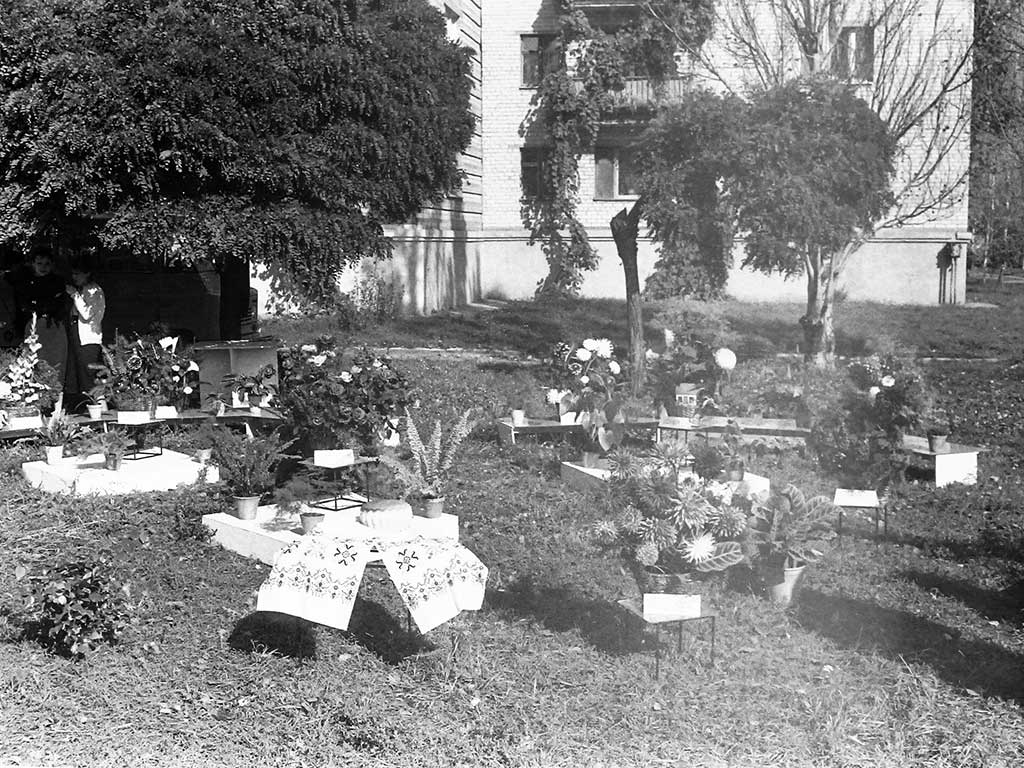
[[300, 456, 377, 511], [122, 420, 164, 461], [618, 598, 716, 679]]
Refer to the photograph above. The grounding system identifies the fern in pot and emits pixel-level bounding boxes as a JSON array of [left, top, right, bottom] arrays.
[[36, 408, 86, 465], [85, 429, 132, 471], [379, 407, 473, 518], [210, 428, 295, 521]]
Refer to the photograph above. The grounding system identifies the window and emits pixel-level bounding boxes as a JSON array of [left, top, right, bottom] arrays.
[[833, 26, 874, 81], [595, 147, 640, 199], [521, 148, 552, 200], [521, 34, 560, 87]]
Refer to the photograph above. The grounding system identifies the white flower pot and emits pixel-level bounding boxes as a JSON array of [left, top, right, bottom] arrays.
[[45, 445, 65, 465], [232, 495, 260, 521], [559, 411, 578, 425], [511, 409, 527, 426], [86, 404, 103, 420]]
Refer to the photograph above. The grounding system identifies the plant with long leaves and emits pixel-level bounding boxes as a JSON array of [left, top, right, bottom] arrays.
[[381, 408, 474, 499], [746, 484, 837, 569]]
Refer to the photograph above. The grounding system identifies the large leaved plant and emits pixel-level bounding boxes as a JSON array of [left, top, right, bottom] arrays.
[[746, 484, 837, 569]]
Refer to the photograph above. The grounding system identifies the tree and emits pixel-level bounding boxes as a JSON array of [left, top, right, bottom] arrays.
[[649, 0, 972, 362], [0, 0, 474, 321], [737, 78, 897, 365]]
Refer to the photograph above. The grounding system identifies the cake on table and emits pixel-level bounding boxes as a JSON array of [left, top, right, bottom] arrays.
[[358, 499, 413, 532]]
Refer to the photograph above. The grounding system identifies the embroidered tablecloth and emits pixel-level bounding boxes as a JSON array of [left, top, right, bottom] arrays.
[[256, 533, 487, 633]]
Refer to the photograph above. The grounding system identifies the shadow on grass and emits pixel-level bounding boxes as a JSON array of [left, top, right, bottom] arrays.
[[341, 598, 436, 666], [229, 611, 317, 658], [902, 569, 1024, 625], [795, 588, 1024, 702], [486, 578, 644, 656]]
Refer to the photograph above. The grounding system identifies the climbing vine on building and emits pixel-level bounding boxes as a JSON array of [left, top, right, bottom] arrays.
[[520, 0, 715, 298]]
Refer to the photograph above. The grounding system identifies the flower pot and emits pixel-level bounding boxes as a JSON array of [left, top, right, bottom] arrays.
[[726, 460, 745, 482], [300, 510, 326, 534], [194, 448, 213, 464], [104, 453, 122, 471], [45, 445, 64, 465], [422, 497, 446, 518], [232, 495, 261, 521], [559, 411, 578, 425], [581, 450, 603, 469], [927, 433, 949, 453], [86, 404, 103, 420], [765, 564, 806, 606], [231, 392, 249, 410], [511, 409, 527, 426]]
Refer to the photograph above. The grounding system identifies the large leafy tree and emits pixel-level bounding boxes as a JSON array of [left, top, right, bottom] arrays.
[[0, 0, 474, 313], [737, 78, 896, 365]]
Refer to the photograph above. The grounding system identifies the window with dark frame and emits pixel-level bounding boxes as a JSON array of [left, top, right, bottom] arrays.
[[833, 26, 875, 82], [521, 34, 560, 87], [521, 147, 552, 200], [595, 146, 640, 198]]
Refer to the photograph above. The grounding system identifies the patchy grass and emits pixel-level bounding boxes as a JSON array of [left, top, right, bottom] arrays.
[[263, 274, 1024, 361], [2, 355, 1023, 765]]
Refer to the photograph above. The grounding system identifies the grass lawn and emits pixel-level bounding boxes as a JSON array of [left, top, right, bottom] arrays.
[[262, 273, 1024, 361], [2, 310, 1024, 766]]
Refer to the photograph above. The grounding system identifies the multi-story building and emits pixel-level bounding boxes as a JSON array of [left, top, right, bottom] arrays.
[[327, 0, 975, 313]]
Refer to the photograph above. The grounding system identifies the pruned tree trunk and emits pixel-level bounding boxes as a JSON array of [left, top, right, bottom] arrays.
[[611, 200, 645, 395], [800, 247, 836, 367]]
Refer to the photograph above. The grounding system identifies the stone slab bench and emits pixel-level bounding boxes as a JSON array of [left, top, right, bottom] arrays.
[[21, 449, 219, 495]]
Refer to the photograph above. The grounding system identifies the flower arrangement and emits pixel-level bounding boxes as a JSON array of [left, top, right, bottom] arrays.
[[221, 365, 277, 406], [379, 407, 474, 499], [277, 336, 414, 454], [593, 442, 746, 587], [0, 316, 58, 413], [547, 338, 627, 452], [90, 334, 199, 410]]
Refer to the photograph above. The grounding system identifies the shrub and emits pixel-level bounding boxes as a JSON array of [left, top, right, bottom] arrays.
[[21, 559, 130, 658]]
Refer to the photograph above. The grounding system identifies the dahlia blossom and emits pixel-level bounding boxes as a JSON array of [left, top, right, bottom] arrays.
[[682, 532, 716, 564]]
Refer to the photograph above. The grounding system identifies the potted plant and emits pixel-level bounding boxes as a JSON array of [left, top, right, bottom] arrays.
[[86, 429, 132, 471], [223, 365, 277, 413], [547, 338, 627, 467], [37, 408, 85, 464], [0, 316, 58, 430], [379, 407, 473, 518], [689, 440, 725, 481], [745, 484, 837, 606], [924, 407, 953, 453], [210, 428, 295, 520], [190, 421, 220, 464], [593, 442, 746, 613], [273, 476, 324, 534]]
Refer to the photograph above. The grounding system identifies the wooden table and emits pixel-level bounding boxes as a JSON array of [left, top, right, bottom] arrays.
[[496, 416, 659, 446], [656, 415, 810, 444], [900, 435, 982, 487]]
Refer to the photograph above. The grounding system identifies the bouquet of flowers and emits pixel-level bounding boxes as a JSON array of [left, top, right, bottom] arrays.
[[594, 443, 746, 588], [277, 336, 414, 454], [546, 337, 627, 452], [91, 334, 197, 410], [221, 364, 277, 407], [0, 317, 59, 423]]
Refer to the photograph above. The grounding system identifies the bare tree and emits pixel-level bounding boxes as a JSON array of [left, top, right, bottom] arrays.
[[647, 0, 973, 363]]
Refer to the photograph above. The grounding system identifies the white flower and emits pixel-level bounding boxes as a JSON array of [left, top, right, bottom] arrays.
[[880, 375, 896, 388], [575, 348, 592, 362], [608, 360, 621, 375], [546, 388, 562, 405], [683, 532, 716, 564], [158, 336, 178, 352], [579, 375, 590, 385], [868, 386, 881, 401], [351, 365, 363, 374], [300, 344, 316, 353], [172, 375, 180, 382], [311, 354, 327, 367], [582, 338, 599, 351], [183, 386, 193, 395], [340, 371, 353, 383], [593, 338, 614, 359], [714, 348, 737, 371], [171, 364, 180, 372], [372, 359, 382, 368], [187, 361, 200, 373], [663, 328, 676, 348]]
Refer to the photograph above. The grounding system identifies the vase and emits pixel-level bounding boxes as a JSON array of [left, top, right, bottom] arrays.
[[86, 404, 103, 420], [45, 445, 64, 465], [232, 495, 261, 521], [194, 448, 213, 464], [300, 510, 326, 534], [422, 497, 446, 518], [104, 453, 122, 471], [765, 564, 806, 606], [928, 433, 949, 453]]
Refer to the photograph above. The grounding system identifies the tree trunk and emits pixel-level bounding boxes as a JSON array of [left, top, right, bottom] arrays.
[[611, 200, 645, 395], [800, 248, 836, 368]]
